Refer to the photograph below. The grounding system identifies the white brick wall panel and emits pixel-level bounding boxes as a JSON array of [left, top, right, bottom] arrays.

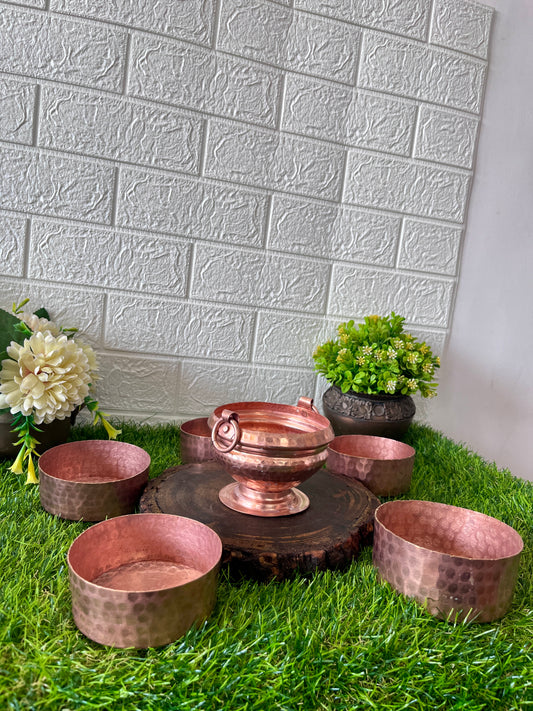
[[205, 122, 345, 200], [0, 278, 105, 342], [0, 7, 126, 92], [254, 312, 332, 366], [0, 76, 35, 145], [117, 168, 267, 247], [431, 0, 493, 59], [330, 266, 454, 328], [218, 0, 361, 83], [40, 86, 203, 174], [0, 213, 26, 277], [359, 33, 487, 113], [344, 151, 470, 223], [269, 195, 400, 266], [398, 219, 462, 276], [106, 295, 253, 361], [294, 0, 431, 41], [179, 361, 316, 415], [282, 75, 415, 155], [129, 33, 282, 128], [95, 353, 181, 414], [0, 145, 114, 222], [29, 221, 191, 296], [415, 106, 479, 169], [192, 244, 330, 313], [51, 0, 214, 47]]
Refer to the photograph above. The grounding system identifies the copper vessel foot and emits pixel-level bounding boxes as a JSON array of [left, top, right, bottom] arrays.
[[219, 482, 309, 517]]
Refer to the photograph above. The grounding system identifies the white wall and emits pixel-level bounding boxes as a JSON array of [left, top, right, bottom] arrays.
[[5, 0, 522, 477], [427, 0, 533, 482]]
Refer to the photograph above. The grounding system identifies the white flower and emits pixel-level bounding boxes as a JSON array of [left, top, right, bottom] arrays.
[[385, 379, 397, 393], [0, 331, 92, 424], [20, 311, 61, 337]]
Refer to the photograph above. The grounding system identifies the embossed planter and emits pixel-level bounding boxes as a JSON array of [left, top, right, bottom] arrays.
[[0, 411, 75, 458], [322, 385, 415, 440]]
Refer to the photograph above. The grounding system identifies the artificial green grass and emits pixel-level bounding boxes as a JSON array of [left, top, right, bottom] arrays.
[[0, 422, 531, 710]]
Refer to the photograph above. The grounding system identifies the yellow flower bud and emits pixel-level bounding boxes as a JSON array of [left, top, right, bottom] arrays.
[[25, 453, 38, 485]]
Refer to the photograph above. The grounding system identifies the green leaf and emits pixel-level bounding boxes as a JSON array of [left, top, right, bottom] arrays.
[[34, 307, 50, 320], [0, 308, 26, 361]]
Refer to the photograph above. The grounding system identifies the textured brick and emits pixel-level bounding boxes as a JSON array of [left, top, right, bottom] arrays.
[[117, 168, 267, 247], [330, 266, 454, 327], [205, 122, 344, 200], [0, 278, 105, 342], [398, 219, 462, 276], [192, 244, 330, 313], [129, 33, 282, 128], [344, 151, 470, 222], [95, 353, 181, 415], [218, 0, 361, 83], [254, 312, 332, 367], [431, 0, 493, 59], [269, 195, 400, 266], [0, 76, 35, 145], [0, 213, 26, 277], [29, 221, 191, 296], [283, 75, 415, 155], [0, 145, 114, 223], [51, 0, 215, 46], [40, 86, 203, 174], [360, 33, 487, 113], [295, 0, 431, 40], [106, 295, 253, 361], [179, 360, 316, 415], [415, 106, 478, 169], [0, 7, 126, 91]]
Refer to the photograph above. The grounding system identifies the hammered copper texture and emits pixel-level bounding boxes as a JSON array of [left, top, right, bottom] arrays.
[[327, 435, 415, 496], [208, 398, 334, 516], [68, 513, 222, 648], [373, 500, 523, 622], [39, 440, 150, 521], [180, 418, 216, 464]]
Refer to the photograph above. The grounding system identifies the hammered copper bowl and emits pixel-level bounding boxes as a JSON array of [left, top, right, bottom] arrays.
[[68, 513, 222, 648], [39, 440, 150, 521], [327, 435, 415, 496], [373, 500, 524, 622], [208, 397, 334, 517], [180, 418, 216, 464]]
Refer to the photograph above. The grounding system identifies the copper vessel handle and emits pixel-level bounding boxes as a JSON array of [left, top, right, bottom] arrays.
[[297, 396, 319, 414], [211, 411, 241, 453]]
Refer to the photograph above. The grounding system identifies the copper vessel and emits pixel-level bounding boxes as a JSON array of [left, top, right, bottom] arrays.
[[208, 397, 334, 517], [373, 500, 524, 622], [180, 418, 216, 464], [39, 440, 150, 521], [68, 513, 222, 648], [327, 435, 415, 496]]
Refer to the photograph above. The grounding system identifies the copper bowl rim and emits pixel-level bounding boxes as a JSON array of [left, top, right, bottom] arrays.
[[375, 500, 524, 562], [208, 400, 334, 450], [39, 440, 151, 485], [67, 513, 223, 594], [180, 418, 211, 437], [328, 435, 415, 462]]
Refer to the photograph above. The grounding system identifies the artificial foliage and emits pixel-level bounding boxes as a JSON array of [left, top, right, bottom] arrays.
[[313, 313, 440, 397], [0, 300, 120, 483], [0, 421, 531, 710]]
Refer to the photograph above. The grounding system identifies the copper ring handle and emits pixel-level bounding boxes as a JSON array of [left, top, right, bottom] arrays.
[[297, 396, 319, 414], [211, 412, 241, 453]]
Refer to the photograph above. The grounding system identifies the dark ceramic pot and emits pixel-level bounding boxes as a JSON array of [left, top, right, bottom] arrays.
[[322, 386, 415, 440], [0, 410, 77, 457]]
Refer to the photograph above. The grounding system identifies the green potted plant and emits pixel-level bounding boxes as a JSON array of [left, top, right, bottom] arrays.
[[0, 299, 120, 483], [313, 313, 440, 438]]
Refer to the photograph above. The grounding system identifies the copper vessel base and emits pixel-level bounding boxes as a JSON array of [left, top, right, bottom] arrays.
[[219, 482, 309, 517], [93, 560, 204, 591]]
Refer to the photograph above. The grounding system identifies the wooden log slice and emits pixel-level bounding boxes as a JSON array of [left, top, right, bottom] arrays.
[[139, 462, 380, 581]]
